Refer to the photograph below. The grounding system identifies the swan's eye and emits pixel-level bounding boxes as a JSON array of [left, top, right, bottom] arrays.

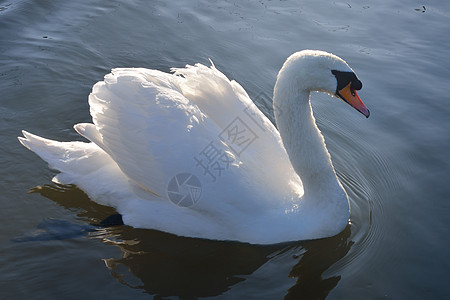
[[351, 78, 362, 91]]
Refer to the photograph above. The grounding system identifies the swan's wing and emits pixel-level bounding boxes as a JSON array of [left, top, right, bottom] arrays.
[[79, 65, 302, 204], [174, 63, 303, 195], [77, 68, 228, 198]]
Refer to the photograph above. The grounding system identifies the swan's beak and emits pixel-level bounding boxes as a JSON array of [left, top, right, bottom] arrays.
[[337, 83, 370, 118]]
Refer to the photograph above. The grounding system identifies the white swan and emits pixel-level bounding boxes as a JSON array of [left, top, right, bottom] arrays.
[[19, 50, 369, 244]]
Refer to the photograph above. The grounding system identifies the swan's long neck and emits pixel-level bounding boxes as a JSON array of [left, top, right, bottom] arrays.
[[273, 67, 342, 200]]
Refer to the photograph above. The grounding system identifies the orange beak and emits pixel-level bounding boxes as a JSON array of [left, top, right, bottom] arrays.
[[337, 82, 370, 118]]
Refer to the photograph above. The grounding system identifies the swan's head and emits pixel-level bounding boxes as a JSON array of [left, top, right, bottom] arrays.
[[279, 50, 370, 118]]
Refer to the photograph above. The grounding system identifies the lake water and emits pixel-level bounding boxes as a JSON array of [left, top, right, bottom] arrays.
[[1, 0, 450, 299]]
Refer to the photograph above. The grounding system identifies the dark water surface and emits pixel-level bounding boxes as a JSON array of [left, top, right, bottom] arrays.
[[1, 0, 450, 299]]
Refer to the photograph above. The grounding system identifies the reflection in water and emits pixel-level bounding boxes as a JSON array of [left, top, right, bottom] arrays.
[[31, 183, 353, 299], [285, 227, 353, 300]]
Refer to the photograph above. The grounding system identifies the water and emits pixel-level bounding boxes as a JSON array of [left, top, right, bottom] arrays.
[[1, 0, 450, 298]]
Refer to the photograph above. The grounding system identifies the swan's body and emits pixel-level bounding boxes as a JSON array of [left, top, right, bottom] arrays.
[[19, 50, 369, 244]]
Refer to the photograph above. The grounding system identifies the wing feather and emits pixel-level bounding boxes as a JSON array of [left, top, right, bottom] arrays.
[[78, 64, 302, 203]]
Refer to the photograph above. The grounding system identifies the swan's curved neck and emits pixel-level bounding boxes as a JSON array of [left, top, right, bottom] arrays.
[[273, 69, 341, 199]]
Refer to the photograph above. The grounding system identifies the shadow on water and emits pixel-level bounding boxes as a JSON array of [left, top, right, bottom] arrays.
[[27, 183, 353, 299]]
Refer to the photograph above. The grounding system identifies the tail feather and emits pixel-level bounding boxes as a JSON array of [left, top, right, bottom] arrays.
[[18, 130, 109, 176], [19, 130, 135, 207], [19, 131, 71, 166]]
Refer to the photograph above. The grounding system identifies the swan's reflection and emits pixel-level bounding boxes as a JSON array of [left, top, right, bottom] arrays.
[[31, 183, 353, 299]]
